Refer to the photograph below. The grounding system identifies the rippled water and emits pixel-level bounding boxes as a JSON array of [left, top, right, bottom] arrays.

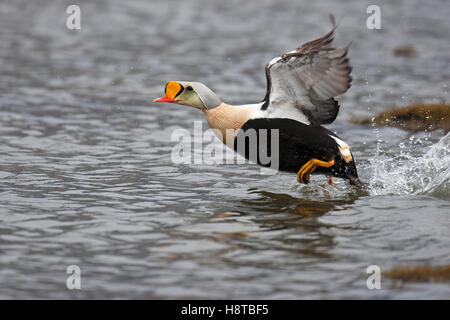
[[0, 0, 449, 299]]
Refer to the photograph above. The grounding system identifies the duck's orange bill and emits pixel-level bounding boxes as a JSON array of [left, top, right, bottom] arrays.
[[153, 96, 174, 103]]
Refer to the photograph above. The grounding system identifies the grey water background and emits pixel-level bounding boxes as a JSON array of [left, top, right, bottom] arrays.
[[0, 0, 449, 299]]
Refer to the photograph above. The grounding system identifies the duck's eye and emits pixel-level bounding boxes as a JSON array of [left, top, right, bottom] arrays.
[[186, 86, 193, 91]]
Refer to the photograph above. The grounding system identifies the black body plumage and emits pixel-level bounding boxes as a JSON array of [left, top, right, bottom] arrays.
[[234, 118, 359, 184]]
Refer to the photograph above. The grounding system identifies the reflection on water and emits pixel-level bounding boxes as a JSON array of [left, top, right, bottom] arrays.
[[0, 0, 449, 299]]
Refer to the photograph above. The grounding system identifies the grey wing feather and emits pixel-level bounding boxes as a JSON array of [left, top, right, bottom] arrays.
[[263, 26, 352, 125]]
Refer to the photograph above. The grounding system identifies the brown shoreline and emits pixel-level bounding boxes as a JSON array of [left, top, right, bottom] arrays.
[[352, 103, 450, 133]]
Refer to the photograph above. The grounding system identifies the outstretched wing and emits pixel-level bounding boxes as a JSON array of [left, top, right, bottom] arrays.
[[262, 26, 352, 125]]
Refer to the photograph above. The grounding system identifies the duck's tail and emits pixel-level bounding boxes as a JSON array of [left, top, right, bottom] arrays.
[[345, 173, 367, 189]]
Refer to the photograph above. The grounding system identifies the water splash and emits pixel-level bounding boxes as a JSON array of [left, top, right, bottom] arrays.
[[365, 132, 450, 197]]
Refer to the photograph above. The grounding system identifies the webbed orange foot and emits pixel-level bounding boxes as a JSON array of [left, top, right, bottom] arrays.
[[297, 159, 335, 184], [328, 176, 334, 185]]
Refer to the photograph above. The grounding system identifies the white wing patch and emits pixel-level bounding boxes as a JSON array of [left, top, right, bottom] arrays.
[[330, 135, 352, 162], [263, 103, 311, 124], [267, 56, 282, 67], [245, 102, 311, 124]]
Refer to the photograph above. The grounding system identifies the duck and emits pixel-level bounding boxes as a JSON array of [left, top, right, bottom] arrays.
[[154, 26, 363, 187]]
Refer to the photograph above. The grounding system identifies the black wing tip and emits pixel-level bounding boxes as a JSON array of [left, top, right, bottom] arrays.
[[329, 14, 336, 27]]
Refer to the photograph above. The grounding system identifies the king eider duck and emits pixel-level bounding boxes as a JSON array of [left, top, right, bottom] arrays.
[[154, 26, 363, 187]]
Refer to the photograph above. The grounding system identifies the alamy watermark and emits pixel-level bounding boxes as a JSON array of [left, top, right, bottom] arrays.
[[66, 5, 81, 30], [170, 120, 280, 175], [66, 265, 81, 290], [366, 5, 381, 29], [366, 265, 381, 289]]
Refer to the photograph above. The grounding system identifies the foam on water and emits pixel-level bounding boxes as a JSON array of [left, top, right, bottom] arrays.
[[365, 132, 450, 198]]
